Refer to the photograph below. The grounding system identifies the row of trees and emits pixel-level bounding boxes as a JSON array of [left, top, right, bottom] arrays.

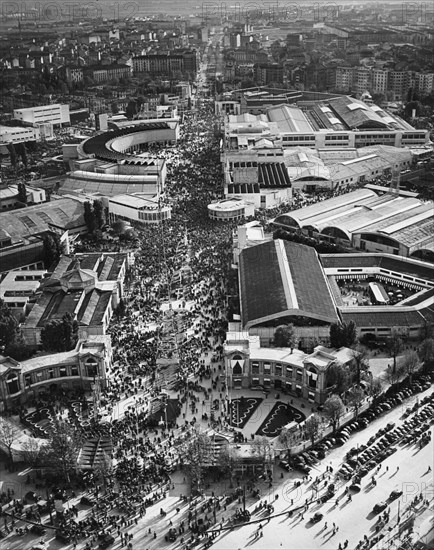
[[84, 199, 107, 234], [0, 299, 31, 360], [40, 312, 79, 353], [7, 142, 28, 169]]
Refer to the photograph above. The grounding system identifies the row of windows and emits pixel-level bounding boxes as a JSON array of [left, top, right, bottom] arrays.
[[250, 361, 313, 380], [325, 135, 349, 141], [282, 136, 315, 141], [138, 209, 170, 221], [249, 378, 317, 396], [5, 362, 99, 395]]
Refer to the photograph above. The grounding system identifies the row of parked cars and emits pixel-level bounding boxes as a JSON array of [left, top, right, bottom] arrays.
[[281, 374, 432, 476]]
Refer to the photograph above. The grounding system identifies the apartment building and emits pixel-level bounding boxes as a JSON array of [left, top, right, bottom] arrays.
[[13, 104, 70, 127]]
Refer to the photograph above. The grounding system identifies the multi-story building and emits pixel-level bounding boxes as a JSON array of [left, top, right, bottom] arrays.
[[0, 336, 112, 411], [371, 69, 388, 94], [21, 253, 129, 348], [335, 67, 353, 92], [254, 64, 284, 85], [0, 125, 40, 144], [132, 50, 198, 75], [224, 331, 356, 404], [415, 73, 434, 96], [85, 64, 132, 83], [65, 66, 84, 85], [13, 104, 70, 127], [388, 71, 413, 101]]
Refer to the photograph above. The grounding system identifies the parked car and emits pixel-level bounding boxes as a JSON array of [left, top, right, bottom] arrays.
[[310, 512, 323, 523], [373, 502, 387, 514], [99, 534, 115, 549], [389, 490, 403, 502]]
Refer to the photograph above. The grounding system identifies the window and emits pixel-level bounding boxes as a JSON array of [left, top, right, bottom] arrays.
[[59, 367, 67, 377], [263, 378, 271, 387], [71, 366, 79, 376], [252, 377, 259, 386], [263, 363, 271, 374], [275, 364, 282, 376], [25, 374, 32, 387], [48, 368, 54, 379], [86, 358, 99, 378], [251, 362, 259, 374], [6, 373, 20, 394], [308, 391, 315, 402], [286, 366, 293, 378]]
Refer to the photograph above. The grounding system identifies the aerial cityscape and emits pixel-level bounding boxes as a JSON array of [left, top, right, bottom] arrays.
[[0, 2, 433, 550]]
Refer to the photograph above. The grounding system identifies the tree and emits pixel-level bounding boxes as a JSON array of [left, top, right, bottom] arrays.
[[347, 386, 364, 419], [369, 377, 383, 405], [274, 324, 297, 351], [17, 142, 28, 167], [323, 394, 345, 432], [418, 338, 434, 370], [277, 427, 300, 450], [217, 445, 239, 483], [21, 437, 46, 469], [46, 421, 82, 483], [385, 361, 405, 388], [325, 362, 350, 394], [330, 322, 357, 348], [304, 413, 322, 445], [330, 323, 343, 348], [94, 451, 113, 493], [350, 345, 370, 385], [386, 328, 404, 373], [251, 436, 273, 472], [343, 321, 357, 347], [84, 201, 96, 234], [400, 350, 420, 384], [0, 299, 19, 352], [18, 182, 27, 204], [41, 313, 78, 352], [42, 233, 63, 269], [185, 431, 213, 494], [93, 199, 106, 230], [7, 143, 17, 169], [111, 219, 128, 237], [0, 418, 20, 462]]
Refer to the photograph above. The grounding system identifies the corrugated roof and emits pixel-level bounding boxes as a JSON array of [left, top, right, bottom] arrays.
[[239, 240, 339, 328], [267, 105, 314, 133], [0, 197, 85, 244]]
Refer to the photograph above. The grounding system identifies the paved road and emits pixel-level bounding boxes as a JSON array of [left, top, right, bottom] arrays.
[[212, 388, 434, 550]]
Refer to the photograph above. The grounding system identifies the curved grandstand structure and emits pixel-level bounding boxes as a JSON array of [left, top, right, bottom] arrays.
[[63, 120, 180, 199], [77, 121, 179, 163]]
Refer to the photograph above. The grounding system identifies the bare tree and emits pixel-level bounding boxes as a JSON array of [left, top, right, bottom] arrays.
[[46, 421, 82, 483], [251, 436, 273, 472], [400, 350, 421, 384], [386, 328, 404, 373], [350, 345, 370, 385], [0, 417, 20, 462], [323, 395, 345, 432], [185, 431, 213, 495], [277, 427, 301, 450], [304, 413, 322, 445], [418, 338, 434, 371], [385, 361, 405, 388], [21, 437, 46, 469], [347, 386, 364, 419], [369, 377, 383, 405]]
